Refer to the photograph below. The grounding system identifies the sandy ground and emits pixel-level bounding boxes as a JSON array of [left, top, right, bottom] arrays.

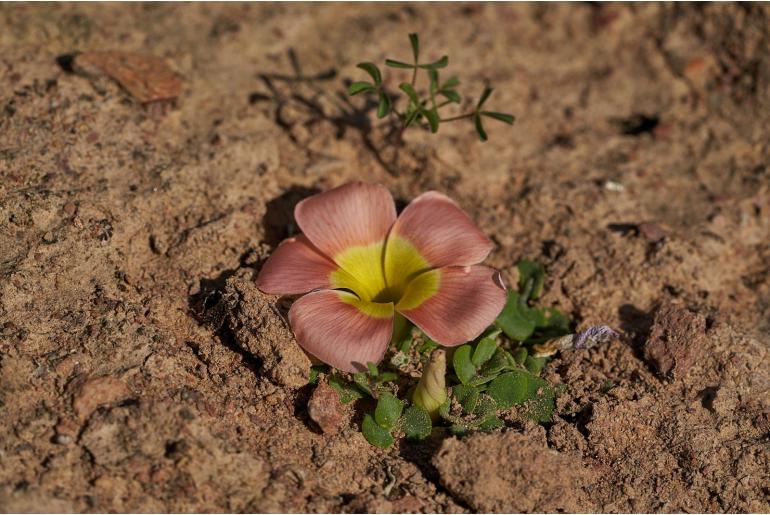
[[1, 2, 769, 512]]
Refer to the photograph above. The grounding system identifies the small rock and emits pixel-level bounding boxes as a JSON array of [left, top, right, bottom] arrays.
[[72, 376, 130, 420], [433, 431, 594, 512], [63, 202, 78, 217], [307, 381, 345, 435], [638, 221, 667, 242], [53, 433, 72, 445], [642, 303, 706, 379], [222, 271, 311, 388]]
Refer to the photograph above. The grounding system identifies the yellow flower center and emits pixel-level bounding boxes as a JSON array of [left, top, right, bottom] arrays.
[[329, 236, 440, 316]]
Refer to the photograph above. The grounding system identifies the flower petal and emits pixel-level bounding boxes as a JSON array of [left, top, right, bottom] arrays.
[[256, 235, 338, 294], [397, 265, 507, 346], [385, 191, 493, 287], [295, 182, 396, 259], [289, 289, 394, 373]]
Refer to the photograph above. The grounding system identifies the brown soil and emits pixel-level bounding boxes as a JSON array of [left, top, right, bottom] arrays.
[[1, 3, 769, 513]]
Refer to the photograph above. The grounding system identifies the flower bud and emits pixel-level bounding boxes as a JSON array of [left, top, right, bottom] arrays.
[[411, 349, 447, 420]]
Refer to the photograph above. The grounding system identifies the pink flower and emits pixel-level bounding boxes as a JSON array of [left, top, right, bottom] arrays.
[[257, 182, 507, 373]]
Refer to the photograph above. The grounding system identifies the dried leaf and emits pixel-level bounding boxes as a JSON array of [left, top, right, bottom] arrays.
[[73, 51, 182, 103]]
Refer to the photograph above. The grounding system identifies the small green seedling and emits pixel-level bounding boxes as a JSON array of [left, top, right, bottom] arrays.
[[349, 33, 515, 141], [320, 259, 581, 449]]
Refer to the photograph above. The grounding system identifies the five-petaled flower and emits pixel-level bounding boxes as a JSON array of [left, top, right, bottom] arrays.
[[257, 182, 507, 373]]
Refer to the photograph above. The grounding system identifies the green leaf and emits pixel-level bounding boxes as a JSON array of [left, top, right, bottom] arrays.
[[482, 111, 516, 124], [308, 365, 328, 385], [362, 414, 394, 448], [377, 91, 391, 119], [356, 62, 382, 85], [404, 106, 421, 128], [517, 260, 545, 300], [428, 69, 440, 95], [385, 59, 414, 69], [476, 86, 493, 109], [452, 345, 476, 384], [418, 55, 449, 69], [474, 114, 487, 142], [472, 394, 499, 420], [348, 81, 375, 96], [478, 415, 504, 431], [352, 372, 373, 397], [472, 330, 500, 367], [495, 291, 536, 341], [409, 33, 420, 62], [512, 347, 528, 365], [449, 424, 470, 436], [539, 307, 570, 332], [328, 375, 365, 404], [374, 392, 403, 429], [440, 90, 461, 103], [438, 397, 452, 420], [522, 375, 555, 423], [452, 384, 480, 413], [424, 107, 440, 133], [487, 371, 528, 408], [418, 336, 439, 354], [399, 83, 421, 104], [367, 362, 379, 378], [441, 76, 460, 89], [392, 314, 412, 351], [525, 355, 548, 376], [478, 347, 516, 377], [402, 405, 432, 440], [376, 371, 399, 383]]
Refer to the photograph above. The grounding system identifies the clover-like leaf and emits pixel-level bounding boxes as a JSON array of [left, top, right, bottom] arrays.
[[517, 260, 545, 300], [402, 405, 432, 440], [440, 89, 461, 103], [356, 62, 382, 85], [328, 375, 366, 404], [512, 346, 528, 365], [399, 82, 421, 104], [478, 347, 516, 378], [377, 91, 391, 119], [476, 86, 493, 109], [472, 329, 500, 367], [487, 370, 528, 408], [495, 291, 537, 341], [348, 81, 375, 96], [474, 113, 487, 142], [418, 55, 449, 69], [482, 111, 516, 124], [376, 371, 399, 383], [428, 69, 440, 95], [375, 391, 404, 429], [524, 355, 548, 376], [441, 76, 460, 90], [352, 372, 373, 397], [452, 345, 476, 384], [452, 384, 480, 413], [385, 59, 414, 69], [478, 415, 504, 431], [424, 107, 440, 133], [362, 413, 394, 448], [409, 33, 420, 62], [522, 374, 555, 423]]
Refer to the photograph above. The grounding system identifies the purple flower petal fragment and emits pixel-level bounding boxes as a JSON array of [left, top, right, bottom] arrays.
[[573, 325, 619, 349]]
